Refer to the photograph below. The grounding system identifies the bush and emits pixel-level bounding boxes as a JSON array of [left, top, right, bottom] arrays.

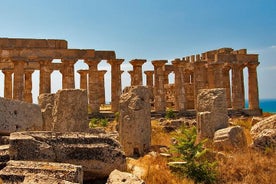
[[170, 127, 217, 184], [89, 118, 109, 128], [165, 108, 176, 119], [114, 112, 120, 122]]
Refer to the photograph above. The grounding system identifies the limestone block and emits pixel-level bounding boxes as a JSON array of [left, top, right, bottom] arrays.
[[196, 88, 228, 139], [0, 145, 9, 169], [0, 160, 82, 183], [213, 126, 247, 151], [38, 93, 55, 131], [106, 169, 145, 184], [0, 97, 43, 134], [251, 129, 276, 151], [251, 114, 276, 139], [9, 131, 127, 180], [52, 89, 88, 132], [119, 86, 153, 157]]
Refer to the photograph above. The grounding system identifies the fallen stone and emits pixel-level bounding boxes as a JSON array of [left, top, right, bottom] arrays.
[[0, 160, 82, 183], [119, 86, 153, 157], [213, 126, 247, 151], [251, 129, 276, 151], [0, 145, 9, 169], [251, 114, 276, 139], [251, 116, 264, 127], [0, 97, 43, 134], [52, 89, 89, 132], [106, 169, 145, 184], [196, 88, 229, 139], [23, 174, 78, 184], [9, 131, 126, 180], [38, 93, 55, 131]]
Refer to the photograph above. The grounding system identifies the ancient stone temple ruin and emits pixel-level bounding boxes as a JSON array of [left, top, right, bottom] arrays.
[[0, 38, 261, 115]]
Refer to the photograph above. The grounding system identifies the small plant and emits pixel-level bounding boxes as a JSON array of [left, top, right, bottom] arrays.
[[165, 108, 176, 119], [89, 118, 109, 128], [170, 127, 217, 184]]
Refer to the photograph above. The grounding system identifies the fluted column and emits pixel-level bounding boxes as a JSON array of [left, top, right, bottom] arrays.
[[2, 69, 13, 99], [152, 60, 167, 113], [129, 59, 146, 85], [128, 70, 134, 86], [248, 63, 260, 109], [231, 63, 244, 109], [77, 70, 88, 90], [194, 61, 208, 108], [61, 59, 76, 89], [164, 70, 171, 85], [39, 60, 53, 94], [13, 60, 25, 100], [107, 59, 124, 112], [222, 66, 232, 108], [144, 71, 154, 87], [98, 70, 107, 105], [85, 59, 101, 113], [24, 69, 34, 103], [172, 59, 186, 111], [212, 63, 224, 88]]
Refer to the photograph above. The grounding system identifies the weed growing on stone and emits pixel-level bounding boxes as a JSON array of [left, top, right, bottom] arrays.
[[89, 118, 109, 128], [165, 108, 176, 119]]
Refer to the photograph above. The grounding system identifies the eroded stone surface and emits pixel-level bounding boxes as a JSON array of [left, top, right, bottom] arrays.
[[119, 86, 153, 157], [252, 129, 276, 151], [9, 131, 126, 180], [251, 114, 276, 139], [196, 88, 229, 139], [106, 169, 145, 184], [38, 93, 55, 131], [0, 97, 43, 134], [213, 126, 247, 151], [52, 89, 88, 132], [0, 160, 82, 183]]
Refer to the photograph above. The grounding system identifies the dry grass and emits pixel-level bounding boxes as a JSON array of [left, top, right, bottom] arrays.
[[151, 120, 174, 147], [128, 154, 194, 184], [217, 150, 276, 184]]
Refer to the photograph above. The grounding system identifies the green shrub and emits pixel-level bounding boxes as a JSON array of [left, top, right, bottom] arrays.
[[114, 112, 120, 122], [170, 127, 217, 184], [165, 108, 176, 119], [89, 118, 109, 128]]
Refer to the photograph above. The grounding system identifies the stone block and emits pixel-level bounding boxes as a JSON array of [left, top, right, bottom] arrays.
[[0, 160, 82, 183], [9, 131, 126, 180], [106, 169, 145, 184], [213, 126, 247, 151], [0, 97, 43, 134], [196, 88, 228, 139], [52, 89, 88, 132], [251, 114, 276, 139], [119, 86, 153, 157], [38, 93, 55, 131], [251, 129, 276, 151]]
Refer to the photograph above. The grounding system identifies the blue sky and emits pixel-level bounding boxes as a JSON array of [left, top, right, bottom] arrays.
[[0, 0, 276, 101]]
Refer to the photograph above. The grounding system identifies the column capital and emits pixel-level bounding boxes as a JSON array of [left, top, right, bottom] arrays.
[[247, 62, 259, 69], [77, 69, 89, 75], [152, 60, 167, 67], [144, 70, 154, 75], [128, 70, 134, 75], [84, 58, 101, 66], [129, 59, 146, 67], [98, 70, 107, 75], [107, 59, 124, 66], [1, 68, 13, 74]]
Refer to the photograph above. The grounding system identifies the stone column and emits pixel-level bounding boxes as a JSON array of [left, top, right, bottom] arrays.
[[2, 69, 13, 99], [85, 59, 101, 113], [24, 69, 34, 103], [128, 70, 134, 86], [163, 70, 171, 85], [248, 63, 260, 109], [222, 66, 232, 108], [98, 70, 107, 105], [107, 59, 124, 112], [152, 60, 167, 113], [207, 64, 215, 88], [212, 63, 224, 88], [193, 61, 208, 107], [129, 59, 146, 85], [61, 59, 76, 89], [13, 60, 25, 101], [144, 71, 154, 87], [39, 60, 53, 94], [172, 59, 186, 111], [77, 70, 88, 90], [231, 63, 244, 109]]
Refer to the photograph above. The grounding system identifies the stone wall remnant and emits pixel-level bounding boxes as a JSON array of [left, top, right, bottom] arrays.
[[0, 97, 43, 134], [9, 131, 126, 180], [38, 93, 55, 131], [119, 86, 153, 157], [196, 88, 228, 140]]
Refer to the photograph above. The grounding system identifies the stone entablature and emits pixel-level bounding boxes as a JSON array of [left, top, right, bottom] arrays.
[[0, 38, 261, 114]]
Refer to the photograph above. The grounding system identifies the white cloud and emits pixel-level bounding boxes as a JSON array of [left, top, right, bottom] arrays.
[[270, 45, 276, 49]]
